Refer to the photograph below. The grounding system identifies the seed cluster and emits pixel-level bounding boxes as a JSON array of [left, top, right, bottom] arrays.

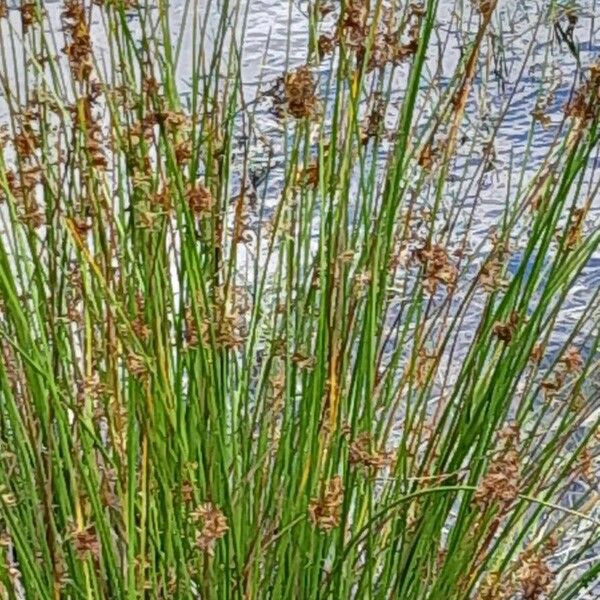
[[517, 549, 555, 600], [316, 1, 425, 72], [474, 427, 521, 513], [271, 66, 318, 120], [565, 61, 600, 125], [414, 243, 458, 294], [191, 503, 229, 555], [308, 476, 344, 532], [348, 432, 392, 471]]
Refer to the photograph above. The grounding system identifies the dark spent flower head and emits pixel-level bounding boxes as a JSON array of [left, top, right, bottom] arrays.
[[283, 66, 317, 119], [308, 476, 344, 532], [191, 503, 228, 555]]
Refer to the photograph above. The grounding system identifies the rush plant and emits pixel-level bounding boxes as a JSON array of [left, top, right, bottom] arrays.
[[0, 0, 598, 598]]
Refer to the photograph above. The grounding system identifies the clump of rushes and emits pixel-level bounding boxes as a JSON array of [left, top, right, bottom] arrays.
[[0, 0, 599, 598]]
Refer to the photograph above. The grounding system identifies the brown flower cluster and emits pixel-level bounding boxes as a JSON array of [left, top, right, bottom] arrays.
[[4, 105, 45, 228], [128, 108, 194, 170], [340, 0, 370, 53], [479, 232, 509, 292], [574, 446, 597, 485], [317, 1, 424, 72], [267, 367, 286, 416], [418, 140, 442, 171], [5, 166, 43, 224], [281, 66, 317, 119], [75, 372, 108, 410], [129, 112, 160, 147], [415, 348, 437, 388], [72, 91, 109, 171], [492, 311, 520, 344], [475, 570, 512, 600], [480, 256, 508, 292], [541, 345, 583, 397], [308, 476, 344, 532], [187, 287, 250, 352], [360, 94, 387, 143], [560, 345, 584, 373], [1, 339, 21, 391], [62, 1, 93, 82], [473, 426, 520, 513], [161, 109, 195, 167], [296, 161, 320, 188], [213, 287, 250, 350], [348, 432, 392, 471], [69, 524, 101, 561], [191, 503, 228, 555], [318, 34, 336, 58], [366, 4, 424, 71], [131, 292, 150, 343], [414, 243, 458, 294], [517, 550, 554, 600], [184, 306, 200, 348], [126, 353, 147, 380], [186, 182, 213, 216], [212, 311, 248, 350], [530, 341, 545, 364], [21, 2, 39, 32], [560, 206, 587, 251], [565, 61, 600, 126]]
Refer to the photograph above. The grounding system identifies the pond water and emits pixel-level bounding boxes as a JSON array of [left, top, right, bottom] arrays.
[[228, 0, 600, 375]]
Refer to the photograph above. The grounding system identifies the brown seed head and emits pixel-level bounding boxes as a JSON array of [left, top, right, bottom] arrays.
[[492, 311, 520, 344], [62, 1, 93, 82], [70, 525, 101, 561], [186, 183, 213, 216], [414, 244, 458, 294], [517, 551, 553, 600], [565, 61, 600, 125], [474, 427, 520, 513], [318, 34, 336, 58], [349, 432, 391, 471], [191, 503, 228, 555], [21, 2, 39, 31], [283, 66, 317, 119], [560, 345, 583, 374], [475, 571, 513, 600], [308, 476, 344, 532]]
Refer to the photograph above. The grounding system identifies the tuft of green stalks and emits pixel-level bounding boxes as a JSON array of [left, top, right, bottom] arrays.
[[0, 0, 598, 598]]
